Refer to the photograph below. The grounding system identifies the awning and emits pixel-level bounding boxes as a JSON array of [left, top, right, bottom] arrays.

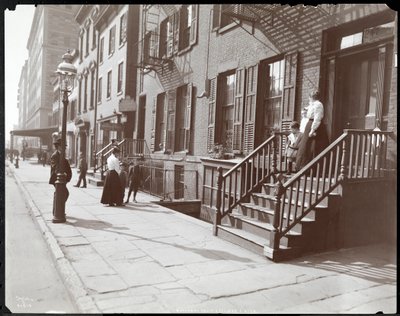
[[10, 126, 59, 138]]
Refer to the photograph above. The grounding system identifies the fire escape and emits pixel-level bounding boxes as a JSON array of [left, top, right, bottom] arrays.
[[221, 4, 338, 54], [138, 5, 184, 92]]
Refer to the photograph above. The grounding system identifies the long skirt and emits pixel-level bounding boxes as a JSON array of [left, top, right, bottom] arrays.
[[101, 170, 123, 205], [296, 119, 328, 171]]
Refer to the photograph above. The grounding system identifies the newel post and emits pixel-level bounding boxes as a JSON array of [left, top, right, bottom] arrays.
[[270, 178, 284, 251], [339, 135, 348, 181], [213, 166, 223, 236]]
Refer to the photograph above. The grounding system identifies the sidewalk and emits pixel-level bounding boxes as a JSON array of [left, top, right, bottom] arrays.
[[7, 159, 397, 313]]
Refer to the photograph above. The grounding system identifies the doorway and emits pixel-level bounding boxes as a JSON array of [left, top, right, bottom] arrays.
[[335, 49, 380, 133]]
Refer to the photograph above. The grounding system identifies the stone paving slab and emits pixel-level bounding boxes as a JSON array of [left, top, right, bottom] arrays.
[[8, 160, 397, 314]]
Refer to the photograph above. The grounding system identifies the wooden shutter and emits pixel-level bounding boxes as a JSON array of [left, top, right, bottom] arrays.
[[233, 68, 245, 154], [150, 28, 159, 59], [167, 17, 174, 57], [243, 64, 258, 154], [207, 77, 217, 153], [375, 45, 387, 128], [184, 83, 193, 152], [150, 97, 157, 152], [189, 5, 198, 46], [212, 5, 221, 30], [281, 51, 298, 131], [165, 89, 176, 153], [173, 11, 180, 54]]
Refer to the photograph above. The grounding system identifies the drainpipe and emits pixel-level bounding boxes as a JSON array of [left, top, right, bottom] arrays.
[[93, 24, 100, 170]]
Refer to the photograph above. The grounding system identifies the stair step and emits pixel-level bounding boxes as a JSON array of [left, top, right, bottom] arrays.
[[230, 213, 301, 236], [251, 193, 328, 210], [88, 177, 104, 186], [217, 225, 296, 259]]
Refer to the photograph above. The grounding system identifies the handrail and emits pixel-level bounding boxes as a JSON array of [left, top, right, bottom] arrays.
[[270, 129, 392, 251], [215, 132, 289, 223]]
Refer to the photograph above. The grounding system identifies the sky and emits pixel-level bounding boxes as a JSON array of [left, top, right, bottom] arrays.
[[4, 5, 35, 145]]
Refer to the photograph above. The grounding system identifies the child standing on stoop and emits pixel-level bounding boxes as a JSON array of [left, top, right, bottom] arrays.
[[285, 121, 302, 175]]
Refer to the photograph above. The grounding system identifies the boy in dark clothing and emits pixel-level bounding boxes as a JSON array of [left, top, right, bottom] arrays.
[[73, 152, 88, 188], [125, 159, 144, 203]]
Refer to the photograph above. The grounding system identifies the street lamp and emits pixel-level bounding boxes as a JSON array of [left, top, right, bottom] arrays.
[[52, 50, 77, 223]]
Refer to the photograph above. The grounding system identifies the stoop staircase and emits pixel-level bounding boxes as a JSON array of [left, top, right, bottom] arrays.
[[217, 174, 341, 261], [90, 138, 150, 186], [213, 129, 392, 261]]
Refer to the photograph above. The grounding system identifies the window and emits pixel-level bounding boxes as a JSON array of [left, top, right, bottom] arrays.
[[212, 4, 239, 31], [158, 5, 198, 58], [98, 77, 102, 103], [221, 73, 235, 152], [154, 93, 166, 152], [263, 59, 284, 138], [151, 84, 193, 153], [90, 70, 95, 109], [119, 13, 127, 45], [175, 83, 193, 152], [174, 165, 184, 199], [78, 79, 82, 113], [99, 37, 104, 63], [179, 5, 197, 50], [107, 71, 112, 98], [83, 74, 88, 112], [109, 25, 116, 55], [207, 53, 298, 155], [117, 62, 123, 93]]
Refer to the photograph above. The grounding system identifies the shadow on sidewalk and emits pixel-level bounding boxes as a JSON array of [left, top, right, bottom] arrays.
[[66, 215, 255, 263], [289, 245, 396, 283]]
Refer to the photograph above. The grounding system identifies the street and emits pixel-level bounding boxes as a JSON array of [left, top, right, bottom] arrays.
[[5, 162, 78, 313]]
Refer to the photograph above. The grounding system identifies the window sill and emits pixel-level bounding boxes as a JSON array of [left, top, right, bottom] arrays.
[[217, 21, 240, 34], [108, 51, 114, 58], [177, 45, 192, 56], [97, 101, 102, 105], [106, 97, 111, 101], [117, 90, 123, 96], [119, 41, 126, 49], [83, 109, 88, 113]]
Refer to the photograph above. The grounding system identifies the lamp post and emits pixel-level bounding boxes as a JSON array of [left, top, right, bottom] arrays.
[[52, 50, 77, 223]]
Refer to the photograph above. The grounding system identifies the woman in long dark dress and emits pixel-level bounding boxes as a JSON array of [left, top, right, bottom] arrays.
[[296, 90, 328, 171], [101, 147, 124, 206]]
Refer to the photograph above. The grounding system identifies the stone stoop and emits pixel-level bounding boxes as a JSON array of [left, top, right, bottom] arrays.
[[216, 175, 341, 262], [87, 170, 104, 186]]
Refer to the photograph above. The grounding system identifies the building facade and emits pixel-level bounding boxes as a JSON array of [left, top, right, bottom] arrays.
[[136, 4, 397, 214], [23, 5, 79, 151], [93, 5, 140, 150]]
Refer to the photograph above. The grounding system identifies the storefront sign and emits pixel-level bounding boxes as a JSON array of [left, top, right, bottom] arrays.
[[100, 121, 124, 131], [119, 96, 136, 112]]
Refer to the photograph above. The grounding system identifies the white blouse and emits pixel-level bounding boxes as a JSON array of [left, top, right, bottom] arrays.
[[306, 100, 324, 132], [107, 154, 120, 173]]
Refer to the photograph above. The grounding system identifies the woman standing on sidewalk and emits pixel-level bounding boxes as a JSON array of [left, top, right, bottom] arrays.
[[100, 147, 124, 206]]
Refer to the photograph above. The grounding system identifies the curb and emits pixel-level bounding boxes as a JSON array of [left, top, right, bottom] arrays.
[[10, 163, 100, 314]]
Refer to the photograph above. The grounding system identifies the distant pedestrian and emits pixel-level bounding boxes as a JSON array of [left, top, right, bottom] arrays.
[[125, 158, 144, 203], [49, 138, 72, 216], [73, 152, 87, 188], [42, 151, 47, 167], [100, 147, 124, 206]]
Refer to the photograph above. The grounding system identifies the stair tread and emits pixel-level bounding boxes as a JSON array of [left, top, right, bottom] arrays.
[[240, 203, 314, 222], [230, 213, 301, 236], [218, 225, 293, 250], [251, 193, 328, 208]]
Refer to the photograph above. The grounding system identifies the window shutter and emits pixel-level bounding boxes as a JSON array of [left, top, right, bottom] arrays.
[[243, 64, 258, 154], [212, 5, 221, 30], [173, 11, 180, 54], [233, 67, 245, 154], [184, 83, 193, 152], [150, 97, 157, 152], [207, 77, 217, 153], [167, 17, 174, 57], [165, 90, 176, 153], [189, 5, 198, 46], [281, 51, 298, 131], [375, 45, 386, 128]]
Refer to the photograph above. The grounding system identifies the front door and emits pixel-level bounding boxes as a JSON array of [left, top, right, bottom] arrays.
[[335, 49, 381, 135]]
